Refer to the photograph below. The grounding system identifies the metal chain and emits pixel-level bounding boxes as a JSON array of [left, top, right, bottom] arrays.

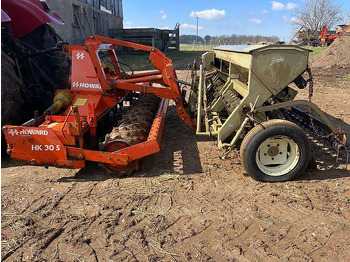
[[307, 66, 313, 101], [307, 67, 332, 139], [221, 147, 232, 160], [306, 67, 348, 167]]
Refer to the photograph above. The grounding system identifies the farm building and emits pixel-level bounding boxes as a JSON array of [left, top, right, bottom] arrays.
[[46, 0, 179, 50], [46, 0, 123, 44]]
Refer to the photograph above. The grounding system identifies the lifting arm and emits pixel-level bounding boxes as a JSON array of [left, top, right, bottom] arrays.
[[62, 35, 196, 129]]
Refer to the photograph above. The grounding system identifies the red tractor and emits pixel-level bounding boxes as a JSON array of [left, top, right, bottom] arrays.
[[1, 0, 70, 134], [319, 24, 349, 46]]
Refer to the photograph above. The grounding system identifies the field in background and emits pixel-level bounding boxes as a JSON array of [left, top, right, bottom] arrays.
[[118, 51, 204, 71], [118, 45, 328, 72], [180, 44, 215, 51]]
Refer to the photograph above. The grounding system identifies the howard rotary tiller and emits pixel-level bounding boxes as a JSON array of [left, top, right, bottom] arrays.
[[3, 36, 195, 175], [3, 36, 348, 181]]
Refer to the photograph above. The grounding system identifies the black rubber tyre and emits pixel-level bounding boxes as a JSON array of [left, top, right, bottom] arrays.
[[1, 51, 23, 125], [2, 24, 70, 121], [240, 119, 311, 182], [1, 52, 24, 151]]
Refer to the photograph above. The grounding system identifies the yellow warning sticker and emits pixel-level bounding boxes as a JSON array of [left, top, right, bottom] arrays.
[[74, 98, 87, 106]]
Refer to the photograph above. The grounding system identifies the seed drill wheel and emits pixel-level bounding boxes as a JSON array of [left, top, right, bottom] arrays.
[[101, 141, 138, 176], [240, 119, 311, 182]]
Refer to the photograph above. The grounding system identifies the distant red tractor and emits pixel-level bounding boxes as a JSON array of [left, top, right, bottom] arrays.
[[319, 24, 349, 46]]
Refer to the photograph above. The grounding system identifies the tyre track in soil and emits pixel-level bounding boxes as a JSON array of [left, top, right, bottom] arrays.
[[1, 177, 79, 261], [143, 105, 348, 261], [213, 173, 349, 261], [148, 104, 349, 261], [1, 70, 350, 261], [31, 181, 129, 261]]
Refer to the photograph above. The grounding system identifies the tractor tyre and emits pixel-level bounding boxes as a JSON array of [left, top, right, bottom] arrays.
[[240, 119, 311, 182], [4, 24, 71, 120], [1, 51, 23, 125], [1, 51, 23, 151]]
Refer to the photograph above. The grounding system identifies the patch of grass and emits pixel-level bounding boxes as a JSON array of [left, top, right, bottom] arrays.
[[345, 73, 350, 82], [307, 46, 328, 59], [180, 44, 215, 51], [117, 53, 150, 71], [117, 50, 205, 71], [168, 51, 205, 69], [116, 44, 328, 72]]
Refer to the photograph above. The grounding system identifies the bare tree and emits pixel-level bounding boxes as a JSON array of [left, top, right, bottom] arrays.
[[293, 0, 343, 44]]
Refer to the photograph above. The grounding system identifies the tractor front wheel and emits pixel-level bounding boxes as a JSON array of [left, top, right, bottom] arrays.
[[240, 119, 311, 182]]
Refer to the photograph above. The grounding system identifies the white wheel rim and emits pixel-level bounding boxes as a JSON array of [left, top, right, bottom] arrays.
[[255, 136, 300, 177]]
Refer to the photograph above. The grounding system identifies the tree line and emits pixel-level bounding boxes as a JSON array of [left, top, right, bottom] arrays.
[[180, 34, 280, 45]]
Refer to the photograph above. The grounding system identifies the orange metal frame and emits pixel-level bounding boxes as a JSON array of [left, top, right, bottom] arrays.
[[3, 35, 194, 170], [62, 35, 195, 129], [3, 98, 168, 169]]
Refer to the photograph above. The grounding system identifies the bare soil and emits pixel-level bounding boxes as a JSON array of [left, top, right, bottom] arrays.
[[310, 35, 350, 69], [2, 66, 350, 261]]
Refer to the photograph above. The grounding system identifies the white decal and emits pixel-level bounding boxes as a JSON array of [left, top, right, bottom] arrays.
[[8, 129, 48, 136], [32, 145, 42, 151], [72, 81, 101, 89], [45, 145, 54, 151], [270, 55, 285, 66], [8, 129, 19, 136], [19, 129, 48, 136], [31, 144, 61, 151], [76, 52, 85, 60], [47, 122, 59, 129]]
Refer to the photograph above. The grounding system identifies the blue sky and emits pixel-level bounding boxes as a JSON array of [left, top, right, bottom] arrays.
[[123, 0, 350, 41]]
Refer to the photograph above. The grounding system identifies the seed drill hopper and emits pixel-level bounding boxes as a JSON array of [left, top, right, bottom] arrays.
[[3, 37, 347, 181]]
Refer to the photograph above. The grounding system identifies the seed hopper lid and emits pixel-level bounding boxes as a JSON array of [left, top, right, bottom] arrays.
[[214, 45, 312, 54]]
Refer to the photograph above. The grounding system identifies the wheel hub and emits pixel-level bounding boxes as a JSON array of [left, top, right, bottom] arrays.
[[267, 146, 279, 157], [256, 136, 300, 176], [259, 139, 288, 165]]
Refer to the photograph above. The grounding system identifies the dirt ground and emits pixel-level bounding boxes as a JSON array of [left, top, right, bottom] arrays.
[[310, 35, 350, 69], [1, 67, 350, 261]]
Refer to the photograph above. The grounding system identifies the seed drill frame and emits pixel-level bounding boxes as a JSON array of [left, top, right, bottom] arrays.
[[195, 45, 345, 148]]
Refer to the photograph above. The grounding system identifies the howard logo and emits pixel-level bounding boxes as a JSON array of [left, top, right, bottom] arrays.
[[8, 129, 48, 136], [8, 129, 19, 136], [72, 82, 102, 89], [76, 52, 84, 60]]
